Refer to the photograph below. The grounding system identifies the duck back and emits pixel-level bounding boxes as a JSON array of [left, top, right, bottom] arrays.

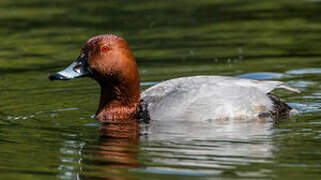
[[141, 76, 297, 121]]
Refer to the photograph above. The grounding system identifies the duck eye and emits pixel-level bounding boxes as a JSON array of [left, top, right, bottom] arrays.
[[101, 46, 110, 52]]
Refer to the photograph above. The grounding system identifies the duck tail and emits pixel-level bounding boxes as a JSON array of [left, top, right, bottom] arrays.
[[267, 93, 293, 118]]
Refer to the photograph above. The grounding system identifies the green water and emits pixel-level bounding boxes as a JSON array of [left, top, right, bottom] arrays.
[[0, 0, 321, 179]]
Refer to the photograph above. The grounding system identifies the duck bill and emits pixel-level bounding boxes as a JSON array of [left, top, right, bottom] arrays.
[[49, 54, 90, 81]]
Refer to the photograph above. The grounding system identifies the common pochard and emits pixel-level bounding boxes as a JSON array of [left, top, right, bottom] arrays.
[[49, 34, 298, 122]]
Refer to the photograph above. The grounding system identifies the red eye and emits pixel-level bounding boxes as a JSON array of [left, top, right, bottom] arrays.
[[102, 46, 109, 52]]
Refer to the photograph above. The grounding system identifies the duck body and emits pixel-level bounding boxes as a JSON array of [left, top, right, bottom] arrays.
[[141, 76, 296, 121], [49, 34, 298, 123]]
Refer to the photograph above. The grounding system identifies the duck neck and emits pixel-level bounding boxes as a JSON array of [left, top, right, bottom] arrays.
[[95, 78, 140, 123]]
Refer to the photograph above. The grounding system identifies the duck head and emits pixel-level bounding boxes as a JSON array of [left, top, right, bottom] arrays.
[[49, 34, 140, 122]]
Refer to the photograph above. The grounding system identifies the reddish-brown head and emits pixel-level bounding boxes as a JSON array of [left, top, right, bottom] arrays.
[[49, 34, 141, 122], [83, 35, 139, 85]]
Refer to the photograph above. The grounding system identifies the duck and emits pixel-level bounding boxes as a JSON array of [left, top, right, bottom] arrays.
[[49, 34, 299, 122]]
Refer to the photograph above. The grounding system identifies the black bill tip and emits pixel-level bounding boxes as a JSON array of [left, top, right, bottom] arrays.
[[48, 73, 70, 81]]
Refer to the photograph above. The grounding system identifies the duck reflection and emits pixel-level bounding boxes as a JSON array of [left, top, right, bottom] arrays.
[[144, 118, 276, 166], [59, 117, 283, 179], [81, 119, 140, 180]]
